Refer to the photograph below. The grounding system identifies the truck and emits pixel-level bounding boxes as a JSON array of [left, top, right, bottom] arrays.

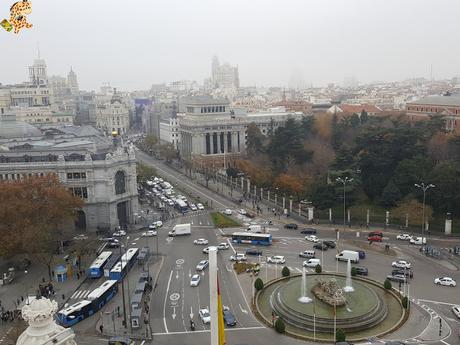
[[168, 223, 191, 237], [336, 250, 359, 263]]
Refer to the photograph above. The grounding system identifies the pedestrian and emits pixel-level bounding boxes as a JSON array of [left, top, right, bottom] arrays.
[[21, 296, 24, 302], [99, 324, 103, 333], [76, 272, 80, 280]]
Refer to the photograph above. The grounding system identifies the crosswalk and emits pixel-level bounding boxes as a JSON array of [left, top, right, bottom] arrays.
[[70, 289, 92, 300]]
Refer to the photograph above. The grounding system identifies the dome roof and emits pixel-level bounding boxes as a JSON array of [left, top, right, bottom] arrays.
[[0, 120, 42, 139]]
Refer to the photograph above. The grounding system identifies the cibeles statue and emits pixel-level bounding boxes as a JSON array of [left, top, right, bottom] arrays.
[[17, 297, 77, 345]]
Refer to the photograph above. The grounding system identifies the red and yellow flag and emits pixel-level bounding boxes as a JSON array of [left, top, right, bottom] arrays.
[[217, 276, 226, 345]]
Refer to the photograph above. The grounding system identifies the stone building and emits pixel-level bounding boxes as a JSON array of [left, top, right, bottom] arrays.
[[96, 90, 130, 135]]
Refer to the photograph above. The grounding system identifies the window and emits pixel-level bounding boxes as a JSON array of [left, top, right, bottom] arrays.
[[115, 170, 126, 194], [73, 172, 81, 179]]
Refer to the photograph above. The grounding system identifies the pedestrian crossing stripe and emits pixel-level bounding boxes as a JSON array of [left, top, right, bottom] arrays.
[[71, 289, 91, 299]]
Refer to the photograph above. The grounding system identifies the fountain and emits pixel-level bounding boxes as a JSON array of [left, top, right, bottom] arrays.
[[344, 259, 354, 292], [298, 267, 312, 303]]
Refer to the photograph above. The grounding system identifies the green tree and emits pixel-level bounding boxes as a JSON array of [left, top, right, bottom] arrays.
[[350, 113, 361, 128], [402, 296, 409, 309], [254, 277, 264, 291], [428, 161, 460, 214], [142, 134, 159, 154], [351, 267, 357, 277], [393, 156, 433, 196], [159, 143, 177, 162], [384, 279, 392, 290], [380, 180, 402, 207], [300, 116, 315, 138], [137, 163, 157, 184], [246, 122, 266, 157], [315, 264, 322, 273], [281, 266, 290, 277], [310, 181, 336, 209], [274, 318, 285, 333], [336, 329, 346, 342], [360, 110, 369, 124]]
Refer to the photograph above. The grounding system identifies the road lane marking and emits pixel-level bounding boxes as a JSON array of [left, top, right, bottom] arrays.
[[172, 305, 177, 320], [152, 326, 265, 336], [417, 299, 457, 306], [163, 270, 173, 333], [239, 304, 248, 314]]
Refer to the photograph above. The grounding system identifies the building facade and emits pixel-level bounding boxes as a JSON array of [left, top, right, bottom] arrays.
[[0, 121, 138, 231], [96, 91, 130, 135], [406, 95, 460, 131]]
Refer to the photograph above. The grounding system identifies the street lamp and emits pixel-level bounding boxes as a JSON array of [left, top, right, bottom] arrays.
[[414, 183, 435, 242], [336, 177, 353, 232]]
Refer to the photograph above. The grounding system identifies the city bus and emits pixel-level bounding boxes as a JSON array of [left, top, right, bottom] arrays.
[[103, 253, 121, 278], [57, 280, 118, 327], [231, 232, 272, 246], [88, 251, 113, 278], [109, 248, 139, 281], [367, 231, 383, 242]]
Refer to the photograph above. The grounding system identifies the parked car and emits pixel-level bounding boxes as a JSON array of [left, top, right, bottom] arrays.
[[142, 230, 157, 237], [323, 240, 336, 248], [354, 267, 368, 276], [267, 255, 286, 264], [396, 234, 412, 241], [197, 203, 205, 210], [284, 223, 298, 229], [305, 235, 319, 243], [194, 238, 209, 245], [387, 274, 407, 283], [224, 209, 233, 215], [190, 274, 201, 287], [299, 250, 316, 258], [73, 234, 88, 241], [217, 242, 229, 250], [190, 204, 198, 211], [300, 228, 317, 235], [451, 305, 460, 319], [313, 243, 328, 251], [106, 241, 120, 248], [392, 269, 413, 278], [392, 260, 412, 269], [357, 250, 366, 259], [246, 248, 263, 256], [196, 260, 209, 271], [434, 277, 456, 287], [199, 308, 211, 324], [154, 221, 163, 228], [223, 309, 237, 326], [202, 247, 215, 254], [230, 253, 247, 262], [238, 209, 247, 215], [113, 230, 126, 237]]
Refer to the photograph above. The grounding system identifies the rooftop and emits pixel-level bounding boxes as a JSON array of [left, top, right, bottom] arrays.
[[182, 96, 229, 106], [407, 95, 460, 107]]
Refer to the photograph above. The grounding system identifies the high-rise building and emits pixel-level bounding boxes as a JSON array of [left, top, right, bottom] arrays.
[[210, 56, 239, 91], [67, 67, 79, 95], [28, 59, 48, 86]]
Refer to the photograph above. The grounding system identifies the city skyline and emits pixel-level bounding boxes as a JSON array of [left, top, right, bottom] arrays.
[[1, 0, 460, 91]]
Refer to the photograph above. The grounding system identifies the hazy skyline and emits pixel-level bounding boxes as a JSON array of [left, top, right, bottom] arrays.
[[1, 0, 459, 91]]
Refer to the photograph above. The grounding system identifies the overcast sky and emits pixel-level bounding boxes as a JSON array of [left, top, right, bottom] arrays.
[[1, 0, 459, 91]]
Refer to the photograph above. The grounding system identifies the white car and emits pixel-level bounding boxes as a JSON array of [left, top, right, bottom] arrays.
[[230, 253, 247, 262], [202, 246, 216, 254], [199, 308, 211, 324], [224, 209, 233, 215], [197, 203, 204, 210], [73, 234, 88, 240], [196, 260, 209, 271], [434, 277, 457, 287], [190, 274, 201, 287], [217, 242, 229, 250], [305, 235, 319, 243], [190, 204, 198, 211], [155, 221, 163, 228], [396, 234, 412, 240], [168, 200, 175, 206], [267, 255, 286, 264], [452, 305, 460, 319], [113, 230, 126, 237], [194, 238, 209, 245], [142, 230, 157, 237], [238, 209, 247, 215], [410, 237, 427, 245], [392, 260, 412, 269], [148, 224, 157, 230]]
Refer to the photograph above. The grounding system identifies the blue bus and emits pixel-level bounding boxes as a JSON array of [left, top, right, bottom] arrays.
[[231, 232, 272, 246], [175, 199, 188, 213], [109, 248, 139, 281], [57, 280, 118, 327], [88, 251, 113, 278], [103, 253, 121, 277]]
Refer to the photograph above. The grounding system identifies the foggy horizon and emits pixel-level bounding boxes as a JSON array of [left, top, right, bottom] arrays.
[[1, 0, 459, 91]]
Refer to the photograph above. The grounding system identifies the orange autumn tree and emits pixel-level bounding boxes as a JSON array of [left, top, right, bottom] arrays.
[[274, 173, 304, 199], [0, 175, 83, 279], [235, 159, 273, 187]]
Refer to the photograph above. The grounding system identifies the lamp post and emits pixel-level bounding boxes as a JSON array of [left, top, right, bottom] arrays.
[[24, 270, 29, 305], [414, 183, 435, 243], [336, 177, 353, 232]]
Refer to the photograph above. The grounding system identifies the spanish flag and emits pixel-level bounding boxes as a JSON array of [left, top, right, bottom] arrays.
[[217, 276, 226, 345]]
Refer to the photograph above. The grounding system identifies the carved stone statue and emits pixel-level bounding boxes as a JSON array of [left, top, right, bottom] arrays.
[[16, 297, 77, 345], [311, 278, 347, 306]]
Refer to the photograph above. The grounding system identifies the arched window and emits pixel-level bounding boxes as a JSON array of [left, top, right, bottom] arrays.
[[115, 170, 126, 194]]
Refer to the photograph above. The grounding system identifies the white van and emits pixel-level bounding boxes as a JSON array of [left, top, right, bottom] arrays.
[[303, 258, 321, 267], [410, 236, 426, 245], [336, 250, 359, 263], [246, 225, 262, 233]]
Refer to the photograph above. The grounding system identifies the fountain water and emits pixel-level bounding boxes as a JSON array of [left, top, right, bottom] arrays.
[[344, 259, 354, 292], [298, 267, 312, 303]]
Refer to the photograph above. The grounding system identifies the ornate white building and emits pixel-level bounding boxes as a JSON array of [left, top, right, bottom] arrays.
[[17, 297, 77, 345], [96, 90, 130, 135]]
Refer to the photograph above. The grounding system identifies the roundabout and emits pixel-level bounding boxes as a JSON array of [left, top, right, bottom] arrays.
[[255, 272, 408, 342]]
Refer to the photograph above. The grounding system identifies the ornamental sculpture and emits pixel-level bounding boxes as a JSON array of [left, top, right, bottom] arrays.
[[311, 278, 347, 306]]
